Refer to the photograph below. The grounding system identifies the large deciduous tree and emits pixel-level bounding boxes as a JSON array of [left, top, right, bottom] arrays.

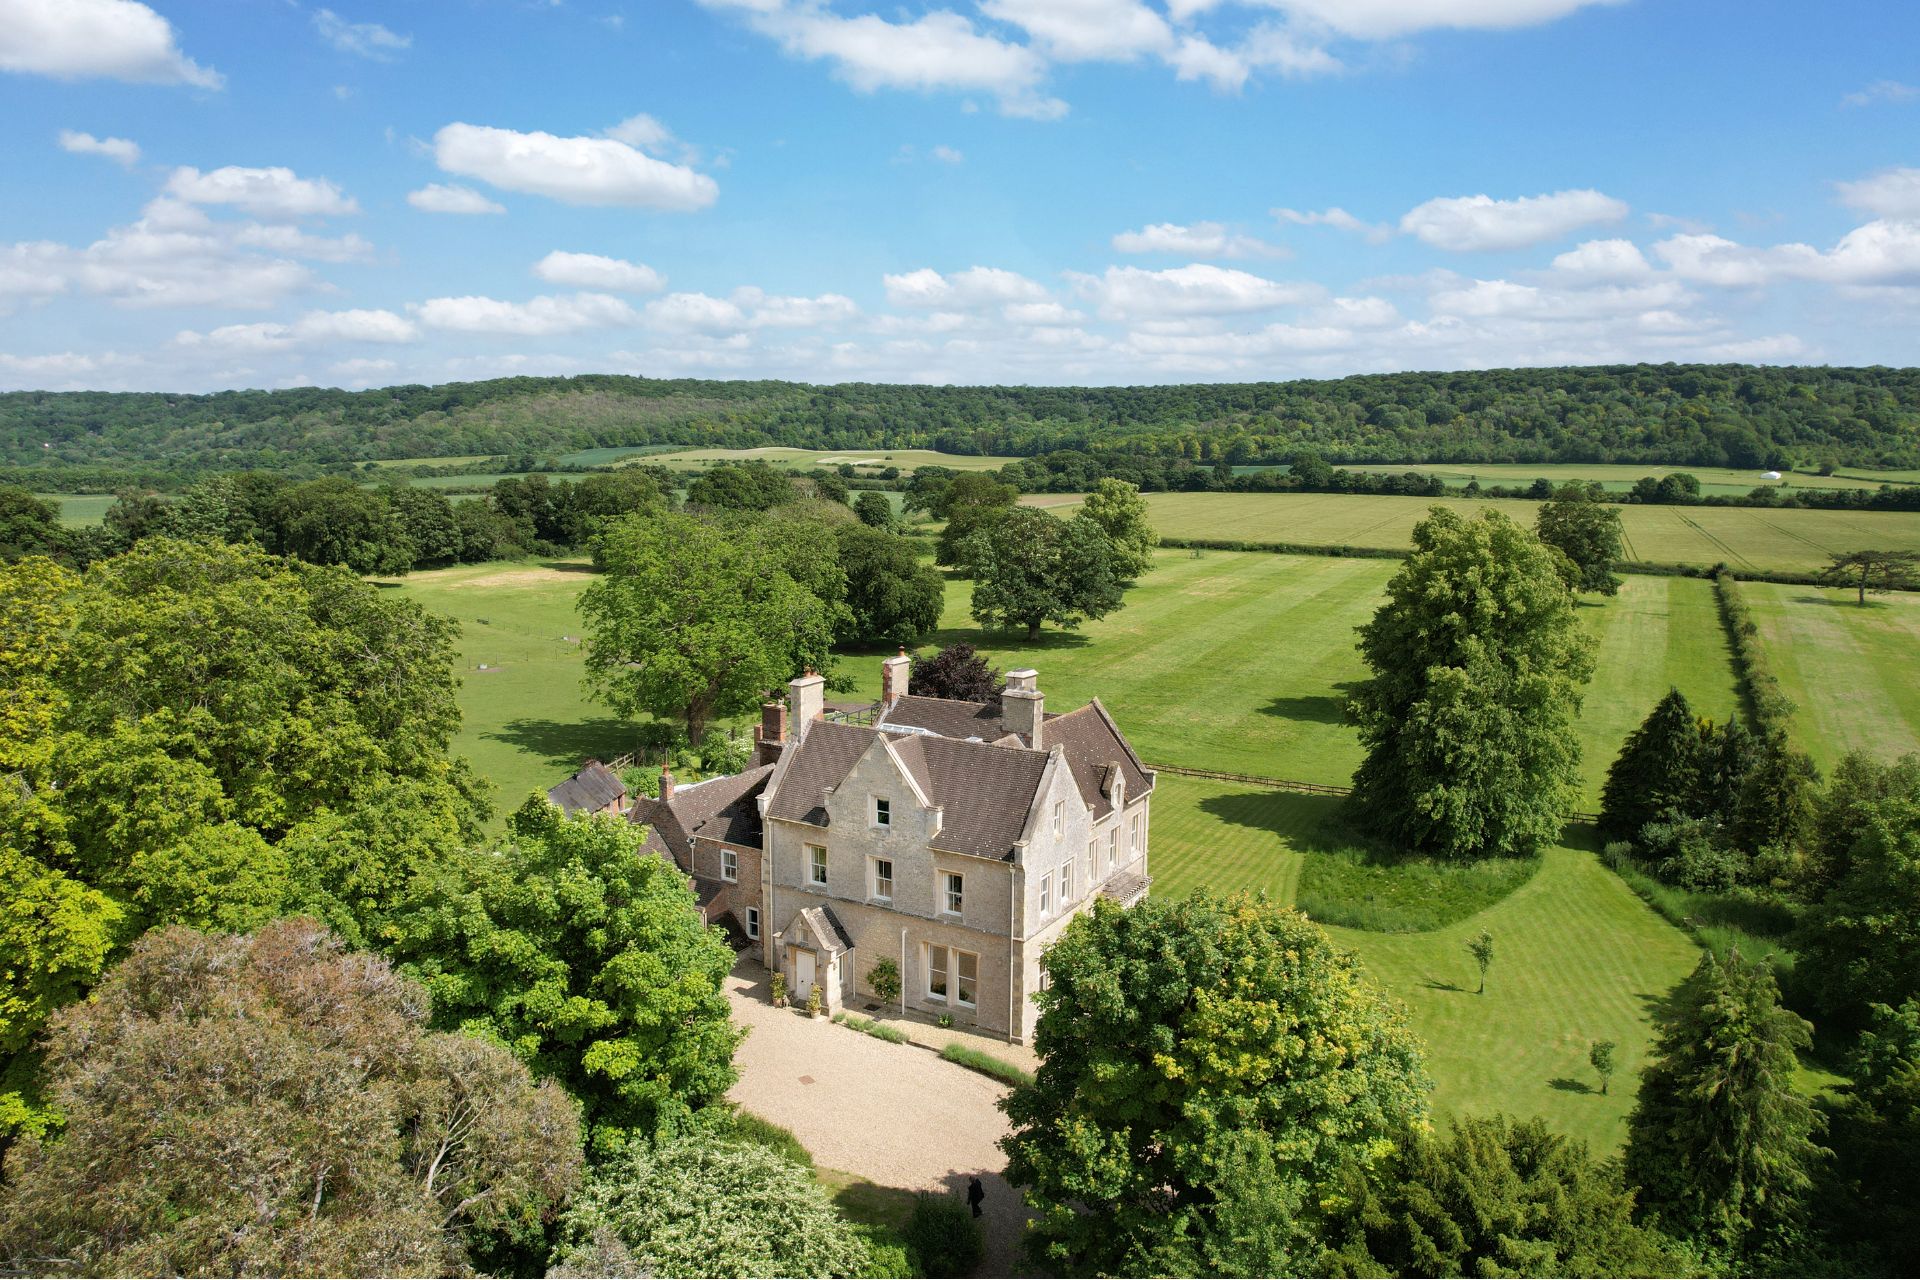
[[0, 487, 67, 565], [1079, 477, 1158, 580], [1002, 892, 1430, 1275], [836, 523, 944, 647], [0, 919, 581, 1279], [1535, 482, 1624, 595], [965, 507, 1126, 640], [933, 473, 1018, 569], [392, 798, 743, 1155], [1624, 948, 1822, 1257], [552, 1132, 872, 1278], [1347, 508, 1596, 860], [581, 512, 836, 745], [1812, 999, 1920, 1273]]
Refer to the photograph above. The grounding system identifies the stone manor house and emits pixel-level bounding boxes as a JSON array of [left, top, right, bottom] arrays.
[[619, 654, 1154, 1043]]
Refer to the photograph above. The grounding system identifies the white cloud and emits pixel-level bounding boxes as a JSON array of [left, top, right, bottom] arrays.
[[415, 292, 641, 336], [1167, 0, 1624, 40], [1400, 188, 1629, 251], [1835, 168, 1920, 220], [230, 223, 372, 263], [407, 183, 506, 215], [1274, 206, 1393, 244], [883, 265, 1051, 308], [644, 292, 748, 333], [165, 166, 359, 220], [1842, 80, 1918, 108], [931, 144, 965, 164], [0, 0, 222, 88], [533, 250, 665, 293], [1429, 277, 1692, 320], [604, 113, 706, 166], [1651, 233, 1821, 287], [312, 9, 409, 60], [57, 129, 140, 165], [1111, 221, 1284, 259], [176, 308, 419, 351], [700, 1, 1062, 119], [1549, 237, 1653, 280], [1235, 23, 1344, 78], [432, 122, 718, 210], [735, 289, 861, 328], [1315, 295, 1401, 328], [978, 0, 1170, 62], [1068, 263, 1321, 318], [1005, 300, 1084, 325]]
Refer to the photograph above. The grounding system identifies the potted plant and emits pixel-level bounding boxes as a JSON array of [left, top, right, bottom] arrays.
[[869, 958, 902, 1005], [771, 971, 788, 1008], [805, 985, 823, 1019]]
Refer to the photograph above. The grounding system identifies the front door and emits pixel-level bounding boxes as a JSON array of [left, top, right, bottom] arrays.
[[794, 949, 816, 1002]]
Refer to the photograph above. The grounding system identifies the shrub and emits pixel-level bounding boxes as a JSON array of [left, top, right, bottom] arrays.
[[868, 957, 902, 1003], [722, 1109, 813, 1169], [904, 1194, 983, 1278]]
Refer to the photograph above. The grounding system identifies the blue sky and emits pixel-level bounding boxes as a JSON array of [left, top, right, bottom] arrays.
[[1, 0, 1916, 391]]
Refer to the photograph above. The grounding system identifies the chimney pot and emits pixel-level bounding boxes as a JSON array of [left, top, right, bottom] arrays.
[[789, 671, 825, 729], [659, 765, 675, 803], [1001, 669, 1044, 748], [881, 648, 912, 706]]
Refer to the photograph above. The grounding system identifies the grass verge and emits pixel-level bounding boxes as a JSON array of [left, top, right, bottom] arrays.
[[833, 1012, 910, 1044], [939, 1043, 1035, 1088], [1604, 856, 1800, 982]]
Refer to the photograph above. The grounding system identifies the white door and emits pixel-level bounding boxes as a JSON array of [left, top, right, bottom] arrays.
[[794, 949, 816, 1002]]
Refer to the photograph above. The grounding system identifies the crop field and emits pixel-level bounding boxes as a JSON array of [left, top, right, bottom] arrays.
[[641, 446, 1017, 473], [1341, 461, 1907, 496], [1025, 491, 1920, 576], [1148, 772, 1698, 1150], [1740, 582, 1920, 774]]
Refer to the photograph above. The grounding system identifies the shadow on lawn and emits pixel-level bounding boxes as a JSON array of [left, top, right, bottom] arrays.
[[485, 716, 648, 771], [1259, 693, 1350, 725], [929, 624, 1095, 652], [1789, 594, 1884, 609], [1549, 1077, 1597, 1095], [1195, 789, 1350, 850]]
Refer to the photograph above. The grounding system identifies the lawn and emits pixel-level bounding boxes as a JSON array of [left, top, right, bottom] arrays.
[[1740, 582, 1920, 774], [1340, 461, 1909, 496], [1146, 775, 1700, 1151], [1023, 491, 1920, 576], [374, 559, 649, 817]]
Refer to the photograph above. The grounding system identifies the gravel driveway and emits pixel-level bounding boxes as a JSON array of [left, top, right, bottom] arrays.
[[725, 962, 1033, 1276]]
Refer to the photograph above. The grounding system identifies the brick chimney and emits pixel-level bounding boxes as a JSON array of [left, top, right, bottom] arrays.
[[1002, 668, 1043, 748], [789, 670, 825, 730], [756, 700, 788, 767], [881, 648, 911, 705], [659, 765, 675, 803]]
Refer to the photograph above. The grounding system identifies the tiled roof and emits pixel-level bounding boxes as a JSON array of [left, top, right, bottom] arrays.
[[1042, 700, 1154, 820], [767, 719, 1050, 861], [1100, 870, 1151, 906], [547, 760, 627, 816], [794, 904, 855, 956], [880, 694, 1011, 742], [630, 764, 774, 867]]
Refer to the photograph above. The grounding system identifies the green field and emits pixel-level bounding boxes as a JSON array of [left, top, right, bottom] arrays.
[[1025, 491, 1920, 576], [1148, 773, 1698, 1150], [374, 560, 645, 811], [1342, 461, 1909, 496], [1741, 582, 1920, 774], [643, 446, 1017, 473], [32, 493, 114, 527]]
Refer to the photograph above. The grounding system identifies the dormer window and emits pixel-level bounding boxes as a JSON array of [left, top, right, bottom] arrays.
[[874, 797, 891, 829]]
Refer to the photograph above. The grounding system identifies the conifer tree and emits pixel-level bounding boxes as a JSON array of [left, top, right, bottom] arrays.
[[1624, 949, 1822, 1257], [1599, 689, 1706, 840]]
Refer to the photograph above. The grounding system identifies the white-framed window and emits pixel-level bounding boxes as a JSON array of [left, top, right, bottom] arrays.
[[870, 856, 894, 903], [956, 951, 978, 1007], [721, 848, 738, 882], [873, 796, 891, 828], [1038, 871, 1052, 919], [1037, 956, 1050, 992], [941, 871, 964, 917], [927, 944, 948, 1000], [807, 844, 827, 886], [1052, 800, 1064, 837], [1130, 816, 1142, 856], [1087, 841, 1096, 887], [745, 907, 760, 940], [1107, 828, 1117, 870], [1062, 858, 1075, 903]]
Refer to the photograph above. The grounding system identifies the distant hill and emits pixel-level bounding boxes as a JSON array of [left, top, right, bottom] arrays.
[[4, 364, 1918, 486]]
